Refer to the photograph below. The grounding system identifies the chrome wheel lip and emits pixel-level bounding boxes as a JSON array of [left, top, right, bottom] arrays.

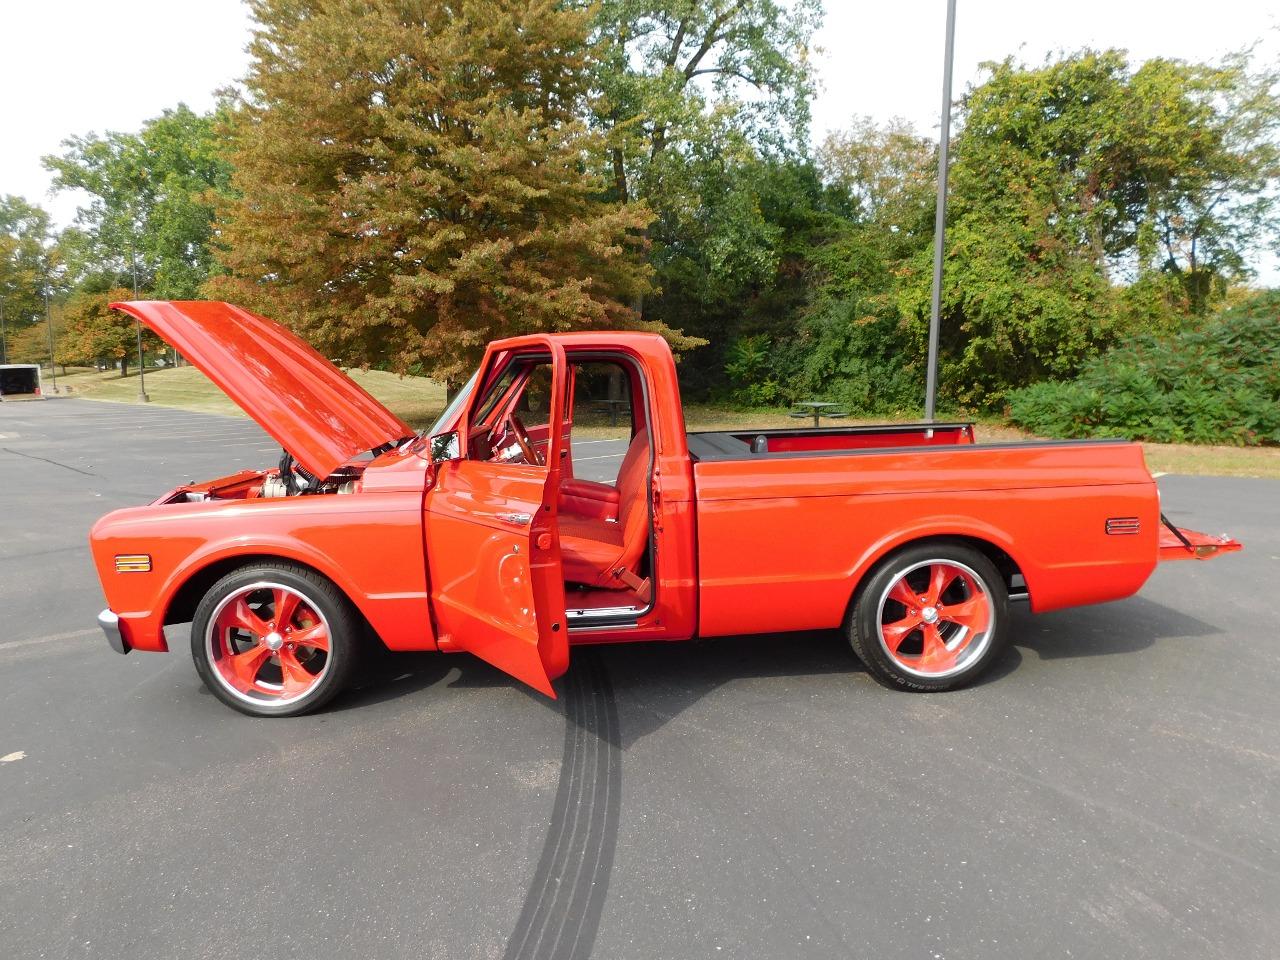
[[205, 580, 332, 708], [874, 558, 995, 680]]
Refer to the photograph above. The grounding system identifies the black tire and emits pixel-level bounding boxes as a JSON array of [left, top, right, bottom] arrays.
[[848, 540, 1009, 692], [190, 562, 361, 717]]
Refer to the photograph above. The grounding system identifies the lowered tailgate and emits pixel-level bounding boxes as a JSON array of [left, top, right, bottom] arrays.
[[1159, 515, 1242, 561]]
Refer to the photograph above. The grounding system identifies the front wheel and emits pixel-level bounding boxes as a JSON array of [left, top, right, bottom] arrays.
[[848, 542, 1009, 692], [190, 563, 361, 717]]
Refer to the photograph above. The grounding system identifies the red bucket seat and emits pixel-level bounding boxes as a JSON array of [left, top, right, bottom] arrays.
[[559, 430, 650, 590]]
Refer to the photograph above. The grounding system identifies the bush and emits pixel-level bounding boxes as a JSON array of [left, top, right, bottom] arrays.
[[1007, 291, 1280, 445], [722, 334, 787, 407], [720, 297, 925, 415]]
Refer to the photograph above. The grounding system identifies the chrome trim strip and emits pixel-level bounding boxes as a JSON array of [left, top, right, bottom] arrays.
[[565, 605, 643, 621]]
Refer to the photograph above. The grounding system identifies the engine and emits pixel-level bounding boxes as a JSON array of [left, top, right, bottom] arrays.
[[260, 452, 361, 497], [161, 451, 366, 505]]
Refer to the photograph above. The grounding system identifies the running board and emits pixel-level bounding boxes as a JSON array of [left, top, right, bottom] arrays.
[[566, 604, 644, 622]]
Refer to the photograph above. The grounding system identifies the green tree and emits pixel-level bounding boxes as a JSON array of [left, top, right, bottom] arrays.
[[1122, 54, 1280, 312], [897, 48, 1280, 407], [650, 149, 852, 397], [43, 104, 232, 298], [817, 117, 936, 257], [592, 0, 822, 208], [583, 2, 825, 396], [212, 0, 689, 384], [0, 196, 55, 362], [591, 0, 822, 347]]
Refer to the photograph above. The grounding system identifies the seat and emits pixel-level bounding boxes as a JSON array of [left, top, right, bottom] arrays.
[[559, 428, 648, 522], [559, 477, 620, 520], [559, 429, 650, 589]]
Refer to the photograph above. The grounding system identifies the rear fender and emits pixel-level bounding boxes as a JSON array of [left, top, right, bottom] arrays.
[[848, 517, 1031, 608]]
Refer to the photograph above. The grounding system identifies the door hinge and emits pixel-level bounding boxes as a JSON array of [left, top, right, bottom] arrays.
[[650, 471, 663, 531]]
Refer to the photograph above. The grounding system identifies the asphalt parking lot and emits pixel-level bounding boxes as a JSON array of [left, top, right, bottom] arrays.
[[1, 398, 1277, 960]]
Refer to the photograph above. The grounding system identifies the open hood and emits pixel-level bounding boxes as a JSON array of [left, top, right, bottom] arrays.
[[111, 301, 414, 479]]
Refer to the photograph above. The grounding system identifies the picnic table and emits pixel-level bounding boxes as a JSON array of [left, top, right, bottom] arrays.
[[790, 401, 848, 427], [593, 398, 631, 427]]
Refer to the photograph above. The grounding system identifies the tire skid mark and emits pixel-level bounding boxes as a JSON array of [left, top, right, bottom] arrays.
[[504, 653, 621, 960], [1, 447, 97, 476]]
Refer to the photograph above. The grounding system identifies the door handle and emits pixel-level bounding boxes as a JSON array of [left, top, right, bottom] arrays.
[[497, 512, 532, 526]]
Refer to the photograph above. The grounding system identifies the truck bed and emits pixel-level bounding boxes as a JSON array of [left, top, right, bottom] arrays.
[[685, 425, 1160, 639], [686, 422, 976, 460]]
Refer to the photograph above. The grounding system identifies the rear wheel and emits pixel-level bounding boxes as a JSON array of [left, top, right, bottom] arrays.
[[191, 563, 360, 717], [848, 542, 1008, 691]]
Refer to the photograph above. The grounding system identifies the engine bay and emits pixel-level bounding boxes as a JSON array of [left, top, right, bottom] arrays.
[[159, 451, 367, 504]]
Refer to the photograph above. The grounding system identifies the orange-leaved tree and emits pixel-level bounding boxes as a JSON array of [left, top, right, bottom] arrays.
[[56, 288, 163, 377], [211, 0, 700, 385]]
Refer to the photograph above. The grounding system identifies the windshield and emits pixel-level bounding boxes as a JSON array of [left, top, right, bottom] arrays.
[[425, 371, 477, 438]]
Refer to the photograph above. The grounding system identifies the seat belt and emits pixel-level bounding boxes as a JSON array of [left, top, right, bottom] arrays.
[[611, 566, 652, 604]]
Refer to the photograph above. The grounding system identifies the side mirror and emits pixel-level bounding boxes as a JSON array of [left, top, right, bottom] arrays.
[[429, 431, 462, 463]]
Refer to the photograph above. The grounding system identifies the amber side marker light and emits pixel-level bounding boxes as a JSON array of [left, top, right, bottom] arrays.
[[115, 554, 152, 573]]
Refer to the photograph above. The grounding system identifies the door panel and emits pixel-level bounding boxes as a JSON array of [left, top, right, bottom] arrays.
[[425, 461, 564, 695], [527, 421, 574, 472], [423, 339, 568, 695]]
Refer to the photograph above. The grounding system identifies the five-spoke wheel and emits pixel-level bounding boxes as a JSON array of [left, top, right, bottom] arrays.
[[848, 542, 1009, 691], [191, 563, 359, 717]]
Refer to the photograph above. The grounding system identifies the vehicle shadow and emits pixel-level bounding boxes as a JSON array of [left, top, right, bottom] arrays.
[[330, 649, 459, 713], [1009, 595, 1219, 661], [333, 594, 1219, 735]]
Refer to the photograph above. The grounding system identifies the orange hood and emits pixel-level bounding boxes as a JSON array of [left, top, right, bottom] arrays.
[[111, 301, 414, 478]]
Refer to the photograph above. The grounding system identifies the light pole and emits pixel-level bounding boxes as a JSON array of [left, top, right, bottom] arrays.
[[44, 284, 59, 394], [131, 252, 148, 402], [1, 298, 7, 365], [924, 0, 958, 422]]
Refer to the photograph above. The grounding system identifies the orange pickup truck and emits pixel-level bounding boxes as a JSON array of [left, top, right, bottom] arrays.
[[90, 301, 1241, 717]]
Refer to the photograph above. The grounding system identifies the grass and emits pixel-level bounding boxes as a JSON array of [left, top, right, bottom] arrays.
[[53, 364, 447, 427], [48, 365, 1280, 479]]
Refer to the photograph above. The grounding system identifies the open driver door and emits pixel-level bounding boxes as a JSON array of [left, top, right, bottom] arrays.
[[423, 338, 569, 697]]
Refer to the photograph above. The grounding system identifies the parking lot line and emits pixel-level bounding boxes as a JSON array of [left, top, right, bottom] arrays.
[[0, 628, 100, 651]]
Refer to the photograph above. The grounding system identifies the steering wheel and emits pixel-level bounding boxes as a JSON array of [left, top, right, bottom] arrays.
[[507, 414, 542, 466]]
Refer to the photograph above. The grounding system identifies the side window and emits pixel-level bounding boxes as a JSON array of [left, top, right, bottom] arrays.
[[570, 361, 635, 484], [473, 365, 520, 429], [519, 364, 554, 429], [468, 357, 556, 466]]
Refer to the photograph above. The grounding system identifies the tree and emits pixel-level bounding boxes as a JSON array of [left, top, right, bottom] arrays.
[[817, 117, 936, 258], [55, 288, 162, 377], [211, 0, 692, 384], [44, 104, 232, 298], [0, 196, 55, 362], [895, 48, 1280, 407], [949, 51, 1280, 315], [590, 0, 822, 349], [649, 149, 851, 397], [1122, 54, 1280, 312], [591, 0, 821, 209]]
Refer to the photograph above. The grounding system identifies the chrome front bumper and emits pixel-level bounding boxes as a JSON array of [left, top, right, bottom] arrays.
[[98, 609, 131, 655]]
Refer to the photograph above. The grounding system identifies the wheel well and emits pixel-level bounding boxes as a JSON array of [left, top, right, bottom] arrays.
[[847, 535, 1027, 618], [163, 554, 386, 650]]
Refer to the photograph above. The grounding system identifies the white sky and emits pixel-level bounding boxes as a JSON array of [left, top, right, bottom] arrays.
[[2, 0, 1278, 278]]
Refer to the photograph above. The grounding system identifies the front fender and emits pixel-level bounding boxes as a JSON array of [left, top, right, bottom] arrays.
[[90, 491, 435, 653]]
